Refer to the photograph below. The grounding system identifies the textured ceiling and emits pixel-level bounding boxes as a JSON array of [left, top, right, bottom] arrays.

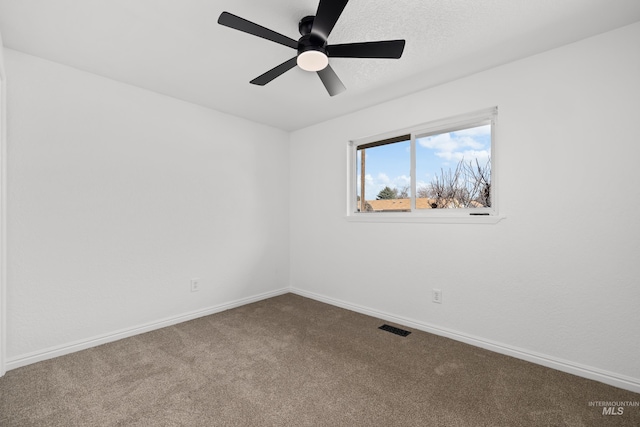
[[1, 0, 639, 131]]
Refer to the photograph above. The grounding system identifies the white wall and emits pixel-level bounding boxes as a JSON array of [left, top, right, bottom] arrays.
[[290, 23, 640, 391], [0, 30, 6, 376], [4, 49, 290, 364]]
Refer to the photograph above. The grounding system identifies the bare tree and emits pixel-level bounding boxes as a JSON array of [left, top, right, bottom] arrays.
[[464, 157, 491, 207], [418, 157, 491, 208], [397, 185, 410, 199], [416, 186, 429, 198], [428, 161, 465, 208]]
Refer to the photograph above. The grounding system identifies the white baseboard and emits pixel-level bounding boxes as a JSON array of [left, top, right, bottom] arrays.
[[6, 288, 289, 371], [8, 286, 639, 395], [290, 287, 640, 394]]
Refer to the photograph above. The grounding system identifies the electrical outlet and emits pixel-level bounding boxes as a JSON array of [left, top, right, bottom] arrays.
[[432, 288, 442, 304], [190, 278, 200, 292]]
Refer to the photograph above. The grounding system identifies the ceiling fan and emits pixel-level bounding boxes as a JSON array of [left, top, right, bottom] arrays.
[[218, 0, 405, 96]]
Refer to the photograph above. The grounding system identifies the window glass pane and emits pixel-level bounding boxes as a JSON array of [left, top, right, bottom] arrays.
[[356, 139, 410, 212], [415, 124, 491, 209]]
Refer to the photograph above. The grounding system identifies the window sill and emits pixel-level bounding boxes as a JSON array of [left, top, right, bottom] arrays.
[[344, 214, 506, 224]]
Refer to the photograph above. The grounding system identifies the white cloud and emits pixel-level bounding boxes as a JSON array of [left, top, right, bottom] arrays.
[[393, 175, 410, 188], [418, 125, 490, 167], [418, 133, 457, 151], [458, 136, 485, 149], [377, 173, 390, 184], [419, 134, 485, 152], [416, 180, 429, 191], [436, 149, 490, 163]]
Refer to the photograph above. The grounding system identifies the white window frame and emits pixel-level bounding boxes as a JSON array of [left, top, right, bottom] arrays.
[[346, 107, 504, 224]]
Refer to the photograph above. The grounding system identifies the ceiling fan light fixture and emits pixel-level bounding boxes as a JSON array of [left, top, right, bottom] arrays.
[[297, 50, 329, 72]]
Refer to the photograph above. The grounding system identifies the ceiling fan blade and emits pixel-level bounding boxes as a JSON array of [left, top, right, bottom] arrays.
[[317, 65, 346, 96], [218, 12, 298, 49], [250, 57, 298, 86], [328, 40, 406, 59], [311, 0, 349, 40]]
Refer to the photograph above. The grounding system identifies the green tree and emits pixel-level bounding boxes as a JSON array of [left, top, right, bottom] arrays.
[[377, 186, 398, 200]]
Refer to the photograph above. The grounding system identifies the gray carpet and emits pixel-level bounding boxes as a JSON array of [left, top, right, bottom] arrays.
[[0, 293, 638, 426]]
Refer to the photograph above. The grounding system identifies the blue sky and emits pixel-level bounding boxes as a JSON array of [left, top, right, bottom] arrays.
[[356, 124, 491, 200]]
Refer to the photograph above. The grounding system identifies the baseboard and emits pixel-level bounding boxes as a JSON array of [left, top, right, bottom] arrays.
[[8, 286, 640, 394], [6, 287, 289, 371], [290, 287, 640, 394]]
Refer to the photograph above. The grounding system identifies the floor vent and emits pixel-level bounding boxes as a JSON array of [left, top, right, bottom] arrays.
[[379, 324, 411, 337]]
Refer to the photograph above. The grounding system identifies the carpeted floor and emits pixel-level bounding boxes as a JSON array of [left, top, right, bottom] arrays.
[[0, 293, 638, 426]]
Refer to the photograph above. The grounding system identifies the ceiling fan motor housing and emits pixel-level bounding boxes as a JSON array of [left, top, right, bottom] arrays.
[[297, 16, 328, 71], [298, 15, 315, 36], [298, 34, 327, 56], [298, 16, 327, 54]]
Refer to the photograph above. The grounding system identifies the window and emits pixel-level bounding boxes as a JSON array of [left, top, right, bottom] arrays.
[[348, 107, 501, 223]]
